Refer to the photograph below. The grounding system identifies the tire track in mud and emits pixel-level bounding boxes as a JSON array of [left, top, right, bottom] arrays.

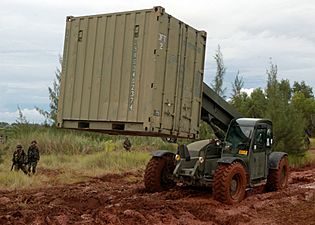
[[0, 167, 314, 225]]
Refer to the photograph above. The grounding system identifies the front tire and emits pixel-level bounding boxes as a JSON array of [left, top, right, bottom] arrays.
[[213, 162, 247, 204], [266, 156, 289, 191], [144, 154, 176, 192]]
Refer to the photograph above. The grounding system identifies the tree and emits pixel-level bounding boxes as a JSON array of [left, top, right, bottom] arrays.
[[230, 71, 249, 115], [199, 121, 215, 139], [16, 106, 28, 124], [231, 87, 267, 118], [291, 91, 315, 136], [36, 56, 62, 125], [292, 81, 314, 99], [291, 81, 315, 137], [231, 70, 244, 97], [0, 122, 9, 128], [247, 88, 267, 118], [211, 45, 226, 98], [265, 61, 305, 154]]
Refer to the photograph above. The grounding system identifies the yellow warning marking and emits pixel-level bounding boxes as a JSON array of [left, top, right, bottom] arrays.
[[238, 150, 248, 155]]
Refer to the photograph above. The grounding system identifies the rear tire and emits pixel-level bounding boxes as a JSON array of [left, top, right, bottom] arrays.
[[213, 162, 247, 204], [266, 156, 289, 191], [144, 154, 176, 192]]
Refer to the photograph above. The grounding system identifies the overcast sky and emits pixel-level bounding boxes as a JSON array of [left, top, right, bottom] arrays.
[[1, 0, 314, 123]]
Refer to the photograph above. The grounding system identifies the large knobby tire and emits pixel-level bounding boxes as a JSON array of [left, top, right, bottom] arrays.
[[213, 162, 247, 204], [266, 156, 289, 192], [144, 155, 176, 192]]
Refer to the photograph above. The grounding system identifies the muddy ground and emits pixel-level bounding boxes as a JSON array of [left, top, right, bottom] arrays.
[[0, 160, 314, 224]]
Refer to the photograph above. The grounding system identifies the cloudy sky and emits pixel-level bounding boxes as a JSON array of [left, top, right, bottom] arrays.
[[1, 0, 314, 123]]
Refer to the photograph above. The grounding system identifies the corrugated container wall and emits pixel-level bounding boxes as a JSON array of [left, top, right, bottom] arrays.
[[57, 6, 207, 139]]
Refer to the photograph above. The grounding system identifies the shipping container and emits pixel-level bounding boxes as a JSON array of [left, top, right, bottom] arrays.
[[57, 6, 207, 139]]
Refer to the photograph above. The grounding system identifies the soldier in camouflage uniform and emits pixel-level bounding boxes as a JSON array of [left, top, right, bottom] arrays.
[[27, 140, 40, 174], [12, 144, 28, 174], [123, 137, 132, 151]]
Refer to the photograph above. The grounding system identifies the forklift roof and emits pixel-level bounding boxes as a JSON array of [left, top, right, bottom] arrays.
[[235, 118, 272, 127]]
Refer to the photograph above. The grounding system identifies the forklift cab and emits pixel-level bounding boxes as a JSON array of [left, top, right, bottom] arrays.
[[223, 118, 273, 180]]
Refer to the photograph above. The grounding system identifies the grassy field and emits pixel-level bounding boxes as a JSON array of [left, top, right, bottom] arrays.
[[0, 125, 177, 190], [0, 149, 152, 190], [0, 125, 314, 190], [289, 138, 315, 168], [310, 138, 315, 149]]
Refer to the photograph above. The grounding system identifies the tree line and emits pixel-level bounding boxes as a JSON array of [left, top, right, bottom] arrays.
[[212, 46, 315, 154]]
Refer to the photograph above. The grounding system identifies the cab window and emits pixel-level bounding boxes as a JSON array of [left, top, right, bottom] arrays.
[[253, 128, 267, 152]]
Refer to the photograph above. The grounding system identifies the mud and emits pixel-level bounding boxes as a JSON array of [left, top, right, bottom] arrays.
[[0, 166, 314, 225]]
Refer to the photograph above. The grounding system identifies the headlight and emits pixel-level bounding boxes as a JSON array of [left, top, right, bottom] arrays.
[[198, 157, 204, 163], [175, 154, 181, 161]]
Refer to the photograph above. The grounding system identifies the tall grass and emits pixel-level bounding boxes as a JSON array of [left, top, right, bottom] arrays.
[[2, 124, 176, 155], [0, 124, 176, 190], [0, 172, 46, 190], [0, 148, 151, 190], [288, 152, 315, 168], [40, 149, 150, 175]]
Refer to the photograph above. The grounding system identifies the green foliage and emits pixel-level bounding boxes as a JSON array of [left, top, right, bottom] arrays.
[[230, 92, 249, 116], [230, 71, 247, 114], [36, 56, 62, 125], [211, 45, 227, 98], [231, 71, 244, 97], [4, 124, 176, 155], [288, 151, 315, 168], [247, 89, 267, 118], [265, 62, 305, 154], [291, 88, 315, 136], [0, 147, 5, 165], [231, 61, 311, 154], [0, 171, 45, 190], [16, 106, 28, 124], [39, 150, 150, 175], [231, 88, 267, 118], [0, 148, 151, 189], [0, 122, 9, 128], [199, 121, 214, 139], [0, 124, 175, 189], [292, 81, 314, 99]]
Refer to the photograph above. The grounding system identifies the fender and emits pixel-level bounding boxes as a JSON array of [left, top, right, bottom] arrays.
[[217, 157, 248, 171], [152, 150, 175, 158], [268, 151, 288, 169]]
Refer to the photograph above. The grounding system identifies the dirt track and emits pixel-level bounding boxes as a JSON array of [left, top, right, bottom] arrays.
[[0, 164, 314, 225]]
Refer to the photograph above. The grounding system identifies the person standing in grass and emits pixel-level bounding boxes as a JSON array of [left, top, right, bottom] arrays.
[[123, 137, 132, 151], [11, 144, 28, 174], [27, 140, 40, 174]]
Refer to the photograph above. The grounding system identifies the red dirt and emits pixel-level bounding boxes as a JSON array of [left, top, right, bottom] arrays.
[[0, 166, 314, 225]]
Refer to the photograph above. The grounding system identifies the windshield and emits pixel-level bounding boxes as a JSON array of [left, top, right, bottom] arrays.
[[225, 122, 253, 153]]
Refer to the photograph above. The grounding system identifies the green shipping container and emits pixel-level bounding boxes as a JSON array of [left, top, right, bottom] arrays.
[[57, 6, 207, 139]]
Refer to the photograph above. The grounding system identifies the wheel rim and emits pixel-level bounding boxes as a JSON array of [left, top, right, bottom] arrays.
[[161, 157, 175, 186], [230, 174, 240, 199]]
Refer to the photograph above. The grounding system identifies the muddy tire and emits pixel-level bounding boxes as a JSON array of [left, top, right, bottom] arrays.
[[266, 156, 289, 192], [144, 155, 176, 192], [213, 162, 247, 204]]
